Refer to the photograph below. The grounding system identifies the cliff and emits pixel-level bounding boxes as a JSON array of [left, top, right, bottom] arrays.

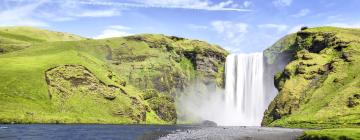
[[262, 27, 360, 128], [0, 26, 228, 124]]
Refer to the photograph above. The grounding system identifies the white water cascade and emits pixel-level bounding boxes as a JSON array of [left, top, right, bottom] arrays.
[[224, 53, 266, 126]]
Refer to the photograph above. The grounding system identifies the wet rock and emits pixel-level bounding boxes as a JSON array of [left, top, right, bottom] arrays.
[[200, 120, 217, 127]]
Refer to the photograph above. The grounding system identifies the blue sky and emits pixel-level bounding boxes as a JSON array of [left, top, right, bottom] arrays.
[[1, 0, 360, 53]]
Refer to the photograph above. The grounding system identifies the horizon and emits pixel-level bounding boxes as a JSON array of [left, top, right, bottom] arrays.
[[1, 0, 360, 53]]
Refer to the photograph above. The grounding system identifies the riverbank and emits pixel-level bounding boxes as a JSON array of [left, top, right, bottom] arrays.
[[159, 126, 303, 140]]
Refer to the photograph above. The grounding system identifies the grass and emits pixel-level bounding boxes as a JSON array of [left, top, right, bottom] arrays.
[[0, 26, 227, 124], [263, 26, 360, 129], [299, 128, 360, 140]]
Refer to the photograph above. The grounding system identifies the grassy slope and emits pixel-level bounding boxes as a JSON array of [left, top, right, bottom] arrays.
[[0, 40, 163, 124], [0, 26, 84, 54], [0, 27, 227, 124], [263, 27, 360, 138]]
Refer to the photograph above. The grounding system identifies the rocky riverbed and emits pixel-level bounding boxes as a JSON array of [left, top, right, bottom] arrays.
[[159, 126, 303, 140]]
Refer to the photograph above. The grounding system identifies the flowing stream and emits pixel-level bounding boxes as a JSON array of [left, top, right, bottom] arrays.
[[223, 53, 265, 126]]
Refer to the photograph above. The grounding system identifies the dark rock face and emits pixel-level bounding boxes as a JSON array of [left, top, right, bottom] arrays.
[[119, 35, 227, 94], [181, 49, 227, 87], [183, 49, 226, 76]]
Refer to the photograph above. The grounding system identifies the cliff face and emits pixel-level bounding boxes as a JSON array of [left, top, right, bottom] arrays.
[[0, 27, 227, 124], [262, 27, 360, 128]]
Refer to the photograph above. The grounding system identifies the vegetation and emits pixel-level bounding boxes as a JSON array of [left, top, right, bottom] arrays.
[[263, 27, 360, 129], [299, 128, 360, 140], [0, 26, 227, 124]]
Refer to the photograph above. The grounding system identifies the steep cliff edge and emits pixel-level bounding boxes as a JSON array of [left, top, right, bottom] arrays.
[[262, 27, 360, 128], [0, 27, 227, 124]]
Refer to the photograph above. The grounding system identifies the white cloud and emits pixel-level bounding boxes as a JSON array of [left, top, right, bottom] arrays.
[[0, 0, 249, 28], [78, 0, 251, 12], [211, 20, 248, 49], [273, 0, 293, 7], [75, 9, 121, 17], [188, 24, 208, 30], [288, 25, 304, 33], [292, 9, 310, 18], [0, 0, 123, 26], [258, 24, 288, 32], [94, 25, 132, 39], [0, 1, 49, 27], [108, 25, 131, 30], [94, 29, 131, 39], [243, 1, 252, 8]]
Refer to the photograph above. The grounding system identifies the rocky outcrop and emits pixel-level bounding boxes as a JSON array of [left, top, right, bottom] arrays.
[[45, 65, 120, 100], [148, 96, 177, 123], [118, 34, 228, 94], [262, 27, 360, 128], [45, 65, 150, 123]]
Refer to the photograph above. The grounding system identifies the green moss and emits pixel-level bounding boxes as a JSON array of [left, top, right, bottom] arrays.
[[0, 26, 227, 124], [263, 27, 360, 129], [299, 128, 360, 140], [148, 95, 177, 123], [142, 89, 159, 100]]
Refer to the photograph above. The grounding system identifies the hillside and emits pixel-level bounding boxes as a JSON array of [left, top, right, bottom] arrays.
[[262, 27, 360, 128], [0, 27, 227, 124]]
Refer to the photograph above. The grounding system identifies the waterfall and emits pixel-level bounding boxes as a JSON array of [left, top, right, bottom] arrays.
[[224, 53, 265, 126]]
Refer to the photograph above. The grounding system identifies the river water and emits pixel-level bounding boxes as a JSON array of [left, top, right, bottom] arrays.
[[0, 124, 303, 140], [0, 124, 194, 140]]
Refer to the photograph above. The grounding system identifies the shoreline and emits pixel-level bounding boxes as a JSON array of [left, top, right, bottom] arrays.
[[159, 126, 304, 140]]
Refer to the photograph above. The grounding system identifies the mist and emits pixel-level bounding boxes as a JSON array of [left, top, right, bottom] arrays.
[[175, 79, 228, 125]]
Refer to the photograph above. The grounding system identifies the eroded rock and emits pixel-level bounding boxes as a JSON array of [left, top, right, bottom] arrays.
[[45, 65, 119, 100]]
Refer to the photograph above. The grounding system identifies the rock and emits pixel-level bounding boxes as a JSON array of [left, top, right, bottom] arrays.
[[200, 120, 217, 127], [148, 96, 177, 122], [341, 52, 352, 62], [347, 97, 359, 108], [142, 89, 159, 100], [354, 94, 360, 99], [301, 26, 309, 30], [45, 65, 119, 100]]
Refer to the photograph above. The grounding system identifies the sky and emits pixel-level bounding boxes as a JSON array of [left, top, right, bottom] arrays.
[[1, 0, 360, 53]]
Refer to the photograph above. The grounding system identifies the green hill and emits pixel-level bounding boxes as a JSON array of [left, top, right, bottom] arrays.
[[0, 26, 85, 54], [0, 27, 227, 124], [262, 27, 360, 129]]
